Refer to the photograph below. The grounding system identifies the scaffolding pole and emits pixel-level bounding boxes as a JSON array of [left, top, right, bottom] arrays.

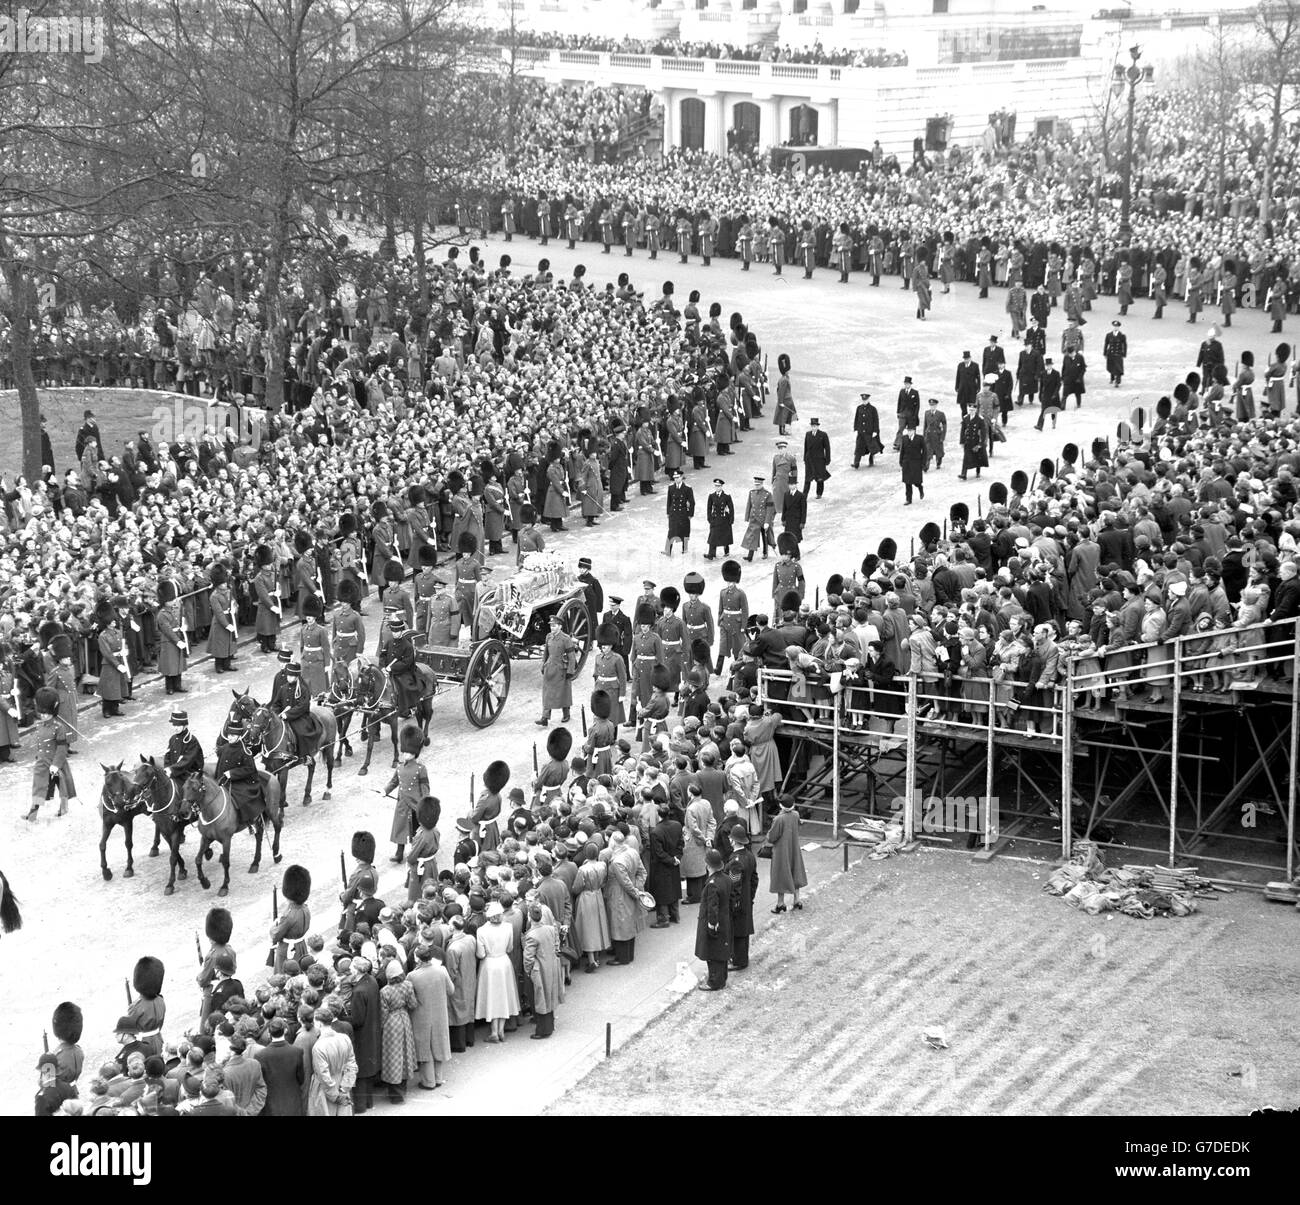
[[1169, 643, 1182, 868], [1289, 620, 1299, 881], [831, 690, 841, 836], [1061, 663, 1074, 860], [903, 675, 918, 842]]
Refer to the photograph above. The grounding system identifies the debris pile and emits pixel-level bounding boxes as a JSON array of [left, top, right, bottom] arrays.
[[1043, 843, 1217, 919]]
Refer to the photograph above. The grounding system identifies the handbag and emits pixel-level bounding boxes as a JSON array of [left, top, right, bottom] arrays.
[[757, 845, 773, 860]]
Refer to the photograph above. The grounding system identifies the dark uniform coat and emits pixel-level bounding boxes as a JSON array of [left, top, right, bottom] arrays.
[[706, 489, 734, 546], [853, 400, 884, 459], [666, 481, 695, 538], [695, 868, 734, 962]]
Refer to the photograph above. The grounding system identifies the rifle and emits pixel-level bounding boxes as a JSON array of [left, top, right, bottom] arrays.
[[340, 849, 347, 887], [179, 611, 191, 657], [43, 1030, 50, 1054], [194, 930, 203, 965], [124, 978, 133, 1008]]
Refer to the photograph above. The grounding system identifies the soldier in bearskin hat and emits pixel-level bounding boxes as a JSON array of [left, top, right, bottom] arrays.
[[628, 603, 663, 727], [655, 587, 686, 700], [469, 759, 509, 851], [270, 865, 311, 973], [716, 559, 749, 678], [51, 1001, 84, 1085], [534, 726, 572, 807], [206, 562, 239, 672], [116, 955, 166, 1066], [293, 529, 320, 620], [94, 599, 128, 717], [298, 594, 332, 697], [681, 571, 715, 678], [196, 904, 234, 1021], [406, 795, 442, 903], [583, 690, 618, 777], [45, 632, 78, 748], [771, 533, 805, 616], [590, 624, 627, 725], [252, 543, 281, 653], [332, 577, 367, 666], [156, 578, 189, 695], [384, 724, 429, 863], [339, 830, 376, 934], [25, 686, 77, 821]]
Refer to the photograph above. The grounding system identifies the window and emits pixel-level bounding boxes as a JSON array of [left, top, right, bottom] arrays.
[[933, 0, 949, 12]]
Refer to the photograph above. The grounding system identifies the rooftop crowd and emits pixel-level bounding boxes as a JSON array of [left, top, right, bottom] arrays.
[[498, 29, 907, 67]]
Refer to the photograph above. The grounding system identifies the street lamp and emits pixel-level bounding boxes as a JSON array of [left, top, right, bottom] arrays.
[[1112, 44, 1154, 247]]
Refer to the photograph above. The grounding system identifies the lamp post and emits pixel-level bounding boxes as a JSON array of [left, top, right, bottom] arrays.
[[1113, 44, 1154, 247]]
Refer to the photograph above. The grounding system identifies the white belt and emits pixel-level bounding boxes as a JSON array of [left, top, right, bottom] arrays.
[[279, 934, 306, 947], [662, 640, 682, 647], [636, 655, 655, 661], [687, 624, 707, 632], [723, 610, 743, 616], [135, 1027, 162, 1039], [592, 744, 612, 755], [416, 857, 435, 875]]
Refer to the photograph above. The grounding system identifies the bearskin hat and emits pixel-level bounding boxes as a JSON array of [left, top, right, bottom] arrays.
[[38, 619, 63, 645], [281, 864, 311, 906], [158, 578, 177, 604], [49, 633, 73, 661], [418, 544, 439, 567], [371, 499, 389, 520], [777, 353, 791, 374], [1131, 405, 1146, 431], [132, 956, 165, 1000], [776, 531, 798, 557], [596, 623, 619, 648], [919, 522, 942, 547], [1061, 442, 1081, 466], [1173, 382, 1189, 404], [34, 686, 59, 714], [302, 594, 323, 620], [209, 563, 229, 587], [1092, 437, 1110, 462], [399, 723, 424, 756], [52, 1001, 83, 1044], [293, 530, 312, 555], [878, 537, 898, 562], [205, 906, 233, 946], [662, 280, 674, 296], [484, 760, 510, 794], [634, 602, 657, 628], [652, 664, 673, 691], [93, 600, 116, 629], [691, 638, 711, 666], [409, 484, 426, 506], [721, 559, 742, 584], [339, 512, 357, 536], [683, 571, 705, 596], [547, 727, 573, 762], [457, 532, 479, 556], [659, 586, 680, 611], [776, 592, 799, 617], [1011, 469, 1029, 494], [730, 310, 744, 331], [826, 573, 845, 598], [338, 578, 360, 608], [950, 502, 969, 527], [446, 470, 466, 494], [1156, 396, 1172, 419], [254, 543, 274, 568], [590, 689, 612, 720], [1277, 342, 1291, 363], [989, 481, 1009, 506], [1039, 458, 1055, 480], [417, 796, 441, 831], [351, 831, 376, 863]]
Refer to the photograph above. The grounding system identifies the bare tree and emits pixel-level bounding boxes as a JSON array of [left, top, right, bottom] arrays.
[[1250, 0, 1300, 222]]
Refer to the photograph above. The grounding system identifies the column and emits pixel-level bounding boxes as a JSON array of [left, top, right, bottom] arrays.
[[661, 87, 677, 154], [702, 92, 724, 157], [757, 95, 779, 150], [819, 100, 838, 148]]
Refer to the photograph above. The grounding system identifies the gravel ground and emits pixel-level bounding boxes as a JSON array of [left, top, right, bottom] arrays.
[[551, 849, 1300, 1116]]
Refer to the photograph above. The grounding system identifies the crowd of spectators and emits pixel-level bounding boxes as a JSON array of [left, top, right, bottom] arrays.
[[499, 30, 906, 67]]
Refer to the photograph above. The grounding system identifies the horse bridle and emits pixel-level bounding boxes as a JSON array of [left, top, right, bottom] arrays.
[[100, 776, 138, 816]]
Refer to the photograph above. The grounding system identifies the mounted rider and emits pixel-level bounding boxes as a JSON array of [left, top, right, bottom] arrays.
[[270, 659, 321, 752], [384, 615, 421, 719], [214, 715, 263, 825], [163, 710, 204, 784]]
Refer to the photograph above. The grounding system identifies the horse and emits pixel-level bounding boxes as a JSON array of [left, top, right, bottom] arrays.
[[353, 660, 435, 775], [182, 769, 283, 896], [0, 868, 21, 935], [321, 662, 360, 762], [246, 702, 337, 808], [98, 762, 147, 881], [148, 688, 256, 861], [131, 757, 193, 896]]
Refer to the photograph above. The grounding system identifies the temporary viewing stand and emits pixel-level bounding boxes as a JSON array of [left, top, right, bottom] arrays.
[[756, 616, 1300, 886]]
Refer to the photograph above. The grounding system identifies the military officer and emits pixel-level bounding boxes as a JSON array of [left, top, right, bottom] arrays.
[[664, 468, 695, 556], [853, 392, 884, 468], [741, 475, 775, 562], [163, 709, 204, 782], [601, 596, 633, 673]]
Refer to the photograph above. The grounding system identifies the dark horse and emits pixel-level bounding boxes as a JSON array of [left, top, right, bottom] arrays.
[[132, 758, 193, 895], [353, 661, 434, 775], [99, 762, 147, 881], [148, 690, 255, 860], [321, 662, 360, 762], [245, 701, 337, 808], [182, 770, 283, 896]]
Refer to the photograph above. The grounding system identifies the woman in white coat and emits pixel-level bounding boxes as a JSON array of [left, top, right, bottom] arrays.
[[475, 902, 520, 1043]]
